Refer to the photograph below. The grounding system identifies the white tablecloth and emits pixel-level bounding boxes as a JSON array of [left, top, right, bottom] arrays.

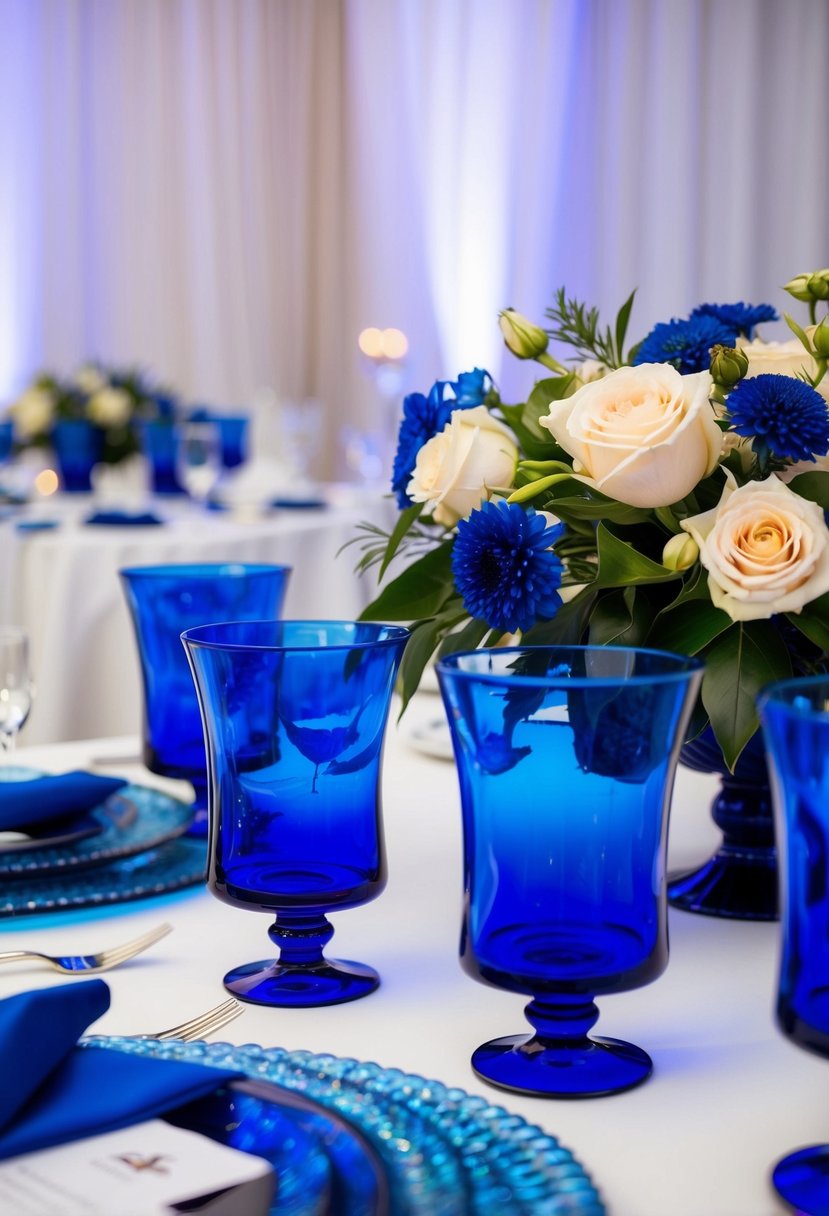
[[0, 697, 810, 1216], [0, 488, 389, 745]]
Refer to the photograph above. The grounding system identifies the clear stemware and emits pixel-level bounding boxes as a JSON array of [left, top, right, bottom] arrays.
[[759, 675, 829, 1214], [0, 628, 34, 754], [176, 420, 222, 506], [436, 644, 702, 1098]]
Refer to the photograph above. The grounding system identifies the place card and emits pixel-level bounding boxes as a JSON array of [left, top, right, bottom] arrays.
[[0, 1119, 275, 1215]]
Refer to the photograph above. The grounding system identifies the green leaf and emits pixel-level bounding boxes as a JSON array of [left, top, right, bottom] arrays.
[[359, 542, 454, 621], [614, 289, 637, 363], [786, 593, 829, 652], [499, 376, 574, 459], [648, 599, 731, 655], [701, 622, 792, 770], [588, 587, 654, 646], [396, 603, 468, 714], [436, 616, 491, 660], [521, 587, 596, 645], [514, 477, 651, 526], [377, 503, 424, 578], [787, 471, 829, 511], [784, 311, 813, 353], [592, 524, 683, 589]]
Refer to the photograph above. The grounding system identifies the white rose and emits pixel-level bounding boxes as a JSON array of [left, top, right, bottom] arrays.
[[10, 387, 54, 440], [74, 365, 107, 395], [739, 336, 829, 401], [680, 473, 829, 621], [539, 363, 722, 508], [407, 404, 518, 526], [87, 387, 131, 427]]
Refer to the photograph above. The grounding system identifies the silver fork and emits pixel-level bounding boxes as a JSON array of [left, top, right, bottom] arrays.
[[0, 922, 173, 975], [138, 997, 245, 1041]]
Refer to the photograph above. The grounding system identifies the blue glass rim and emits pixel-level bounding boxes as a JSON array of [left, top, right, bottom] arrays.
[[758, 673, 829, 720], [436, 644, 703, 688], [119, 562, 290, 582], [180, 619, 410, 653]]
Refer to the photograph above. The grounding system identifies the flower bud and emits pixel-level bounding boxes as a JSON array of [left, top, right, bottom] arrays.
[[662, 533, 699, 572], [498, 309, 549, 360], [784, 273, 814, 302], [809, 272, 829, 302], [710, 344, 749, 389], [812, 317, 829, 359]]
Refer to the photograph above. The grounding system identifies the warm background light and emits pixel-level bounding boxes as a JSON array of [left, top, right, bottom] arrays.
[[358, 327, 408, 362], [358, 327, 384, 359], [381, 328, 408, 359], [34, 468, 59, 495]]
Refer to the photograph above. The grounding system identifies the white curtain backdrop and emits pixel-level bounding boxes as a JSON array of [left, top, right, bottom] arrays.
[[0, 0, 827, 477]]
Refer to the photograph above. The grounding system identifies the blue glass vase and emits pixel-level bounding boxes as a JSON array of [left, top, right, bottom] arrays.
[[52, 420, 102, 493], [120, 564, 290, 835], [760, 676, 829, 1214], [667, 729, 776, 921], [182, 620, 408, 1007], [437, 645, 702, 1099]]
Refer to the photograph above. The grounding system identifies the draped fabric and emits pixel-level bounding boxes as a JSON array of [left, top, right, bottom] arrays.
[[0, 0, 827, 477]]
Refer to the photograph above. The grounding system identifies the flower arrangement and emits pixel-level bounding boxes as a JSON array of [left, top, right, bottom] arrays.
[[8, 363, 178, 465], [356, 269, 829, 771]]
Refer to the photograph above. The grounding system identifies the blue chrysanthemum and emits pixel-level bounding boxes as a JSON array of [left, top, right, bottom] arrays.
[[726, 373, 829, 462], [453, 367, 493, 406], [391, 373, 490, 509], [451, 500, 564, 634], [632, 315, 737, 373], [691, 301, 778, 340]]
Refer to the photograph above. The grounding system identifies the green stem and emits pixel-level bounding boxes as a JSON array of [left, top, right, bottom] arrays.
[[536, 351, 569, 375]]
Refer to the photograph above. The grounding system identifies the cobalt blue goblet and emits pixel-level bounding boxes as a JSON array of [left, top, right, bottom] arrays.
[[52, 419, 103, 493], [120, 563, 290, 834], [760, 675, 829, 1214], [182, 619, 408, 1007], [437, 645, 702, 1099]]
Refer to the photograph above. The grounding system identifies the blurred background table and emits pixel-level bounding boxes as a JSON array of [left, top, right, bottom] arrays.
[[0, 486, 390, 745], [0, 694, 811, 1216]]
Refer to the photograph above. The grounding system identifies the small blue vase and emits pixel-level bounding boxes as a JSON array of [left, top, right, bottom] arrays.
[[120, 563, 291, 835], [52, 420, 102, 493], [667, 728, 776, 921], [182, 619, 408, 1007]]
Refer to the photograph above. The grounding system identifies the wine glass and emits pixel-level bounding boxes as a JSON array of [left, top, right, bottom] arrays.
[[436, 645, 702, 1098], [182, 620, 408, 1007], [0, 629, 34, 754], [176, 420, 222, 505], [759, 675, 829, 1213], [120, 563, 291, 834]]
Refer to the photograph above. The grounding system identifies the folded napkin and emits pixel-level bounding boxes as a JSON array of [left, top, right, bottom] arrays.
[[0, 981, 241, 1160], [84, 509, 164, 527], [0, 770, 128, 833], [269, 497, 327, 510]]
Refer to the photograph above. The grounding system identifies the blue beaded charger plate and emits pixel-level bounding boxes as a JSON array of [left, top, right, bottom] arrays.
[[85, 1037, 606, 1216], [0, 837, 207, 917], [0, 778, 194, 878]]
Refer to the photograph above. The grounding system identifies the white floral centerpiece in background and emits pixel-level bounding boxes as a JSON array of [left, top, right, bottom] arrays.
[[355, 269, 829, 773], [8, 363, 179, 466]]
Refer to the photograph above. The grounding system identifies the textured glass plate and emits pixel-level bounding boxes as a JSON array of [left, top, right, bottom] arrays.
[[167, 1077, 389, 1216], [0, 783, 194, 878], [0, 767, 103, 853], [0, 837, 206, 916], [85, 1038, 606, 1216]]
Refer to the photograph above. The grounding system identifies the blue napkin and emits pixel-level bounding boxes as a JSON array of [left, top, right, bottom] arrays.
[[0, 981, 241, 1160], [84, 510, 164, 527], [0, 771, 128, 832]]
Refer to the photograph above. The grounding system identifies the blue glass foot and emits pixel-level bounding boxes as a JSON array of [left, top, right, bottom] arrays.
[[224, 913, 380, 1007], [471, 997, 653, 1099], [224, 959, 379, 1007], [772, 1145, 829, 1215], [668, 850, 777, 921]]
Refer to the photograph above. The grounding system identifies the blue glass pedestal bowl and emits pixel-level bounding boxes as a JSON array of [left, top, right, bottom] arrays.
[[667, 728, 777, 921], [182, 619, 408, 1008], [120, 563, 290, 836], [760, 676, 829, 1214], [437, 645, 702, 1099]]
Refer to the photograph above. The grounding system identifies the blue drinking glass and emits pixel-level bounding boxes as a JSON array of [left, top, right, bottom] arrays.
[[215, 416, 249, 469], [181, 620, 408, 1007], [759, 675, 829, 1214], [138, 419, 184, 495], [120, 564, 291, 834], [436, 645, 702, 1099], [52, 419, 103, 493]]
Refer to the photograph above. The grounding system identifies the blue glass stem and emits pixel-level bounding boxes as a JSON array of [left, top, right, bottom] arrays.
[[524, 995, 601, 1044], [268, 913, 334, 967]]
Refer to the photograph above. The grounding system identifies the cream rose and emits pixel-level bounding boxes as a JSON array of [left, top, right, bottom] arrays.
[[407, 405, 518, 526], [10, 387, 54, 440], [539, 363, 722, 508], [87, 386, 131, 427], [739, 336, 829, 401], [680, 474, 829, 621]]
